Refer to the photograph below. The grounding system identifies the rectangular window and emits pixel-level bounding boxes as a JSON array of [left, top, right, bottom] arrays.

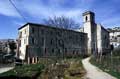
[[24, 39, 26, 44], [19, 40, 21, 47], [19, 32, 22, 38], [32, 37, 34, 45], [41, 37, 44, 46], [41, 29, 44, 35], [25, 29, 26, 34], [32, 27, 34, 33], [50, 39, 53, 45], [52, 48, 54, 53]]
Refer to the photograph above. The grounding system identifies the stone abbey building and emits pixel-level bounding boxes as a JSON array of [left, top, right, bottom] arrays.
[[18, 23, 88, 63], [18, 11, 110, 63]]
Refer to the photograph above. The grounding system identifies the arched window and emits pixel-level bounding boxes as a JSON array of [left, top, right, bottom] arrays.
[[85, 16, 88, 22]]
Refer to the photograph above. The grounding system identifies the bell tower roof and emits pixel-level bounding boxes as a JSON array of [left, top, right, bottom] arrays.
[[82, 11, 95, 16], [82, 11, 95, 23]]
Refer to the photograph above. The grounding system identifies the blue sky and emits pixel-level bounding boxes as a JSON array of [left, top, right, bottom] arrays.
[[0, 0, 120, 39]]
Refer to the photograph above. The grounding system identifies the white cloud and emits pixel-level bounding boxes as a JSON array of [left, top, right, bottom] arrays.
[[12, 0, 85, 24], [0, 0, 20, 17], [2, 0, 118, 28]]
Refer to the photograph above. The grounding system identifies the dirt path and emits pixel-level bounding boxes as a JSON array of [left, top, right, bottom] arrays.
[[82, 57, 117, 79], [0, 67, 14, 74]]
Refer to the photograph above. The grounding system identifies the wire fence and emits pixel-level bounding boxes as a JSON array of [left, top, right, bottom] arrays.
[[92, 49, 120, 73], [100, 55, 120, 73]]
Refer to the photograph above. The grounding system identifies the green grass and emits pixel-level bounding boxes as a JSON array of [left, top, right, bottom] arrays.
[[0, 63, 44, 77]]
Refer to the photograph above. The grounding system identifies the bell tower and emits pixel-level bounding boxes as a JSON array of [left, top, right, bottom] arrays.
[[83, 11, 96, 55], [83, 11, 95, 23]]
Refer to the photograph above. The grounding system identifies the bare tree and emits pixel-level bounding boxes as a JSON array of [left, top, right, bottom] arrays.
[[44, 16, 80, 29]]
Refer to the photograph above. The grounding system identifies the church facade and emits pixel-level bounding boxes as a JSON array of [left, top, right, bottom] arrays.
[[17, 11, 110, 63]]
